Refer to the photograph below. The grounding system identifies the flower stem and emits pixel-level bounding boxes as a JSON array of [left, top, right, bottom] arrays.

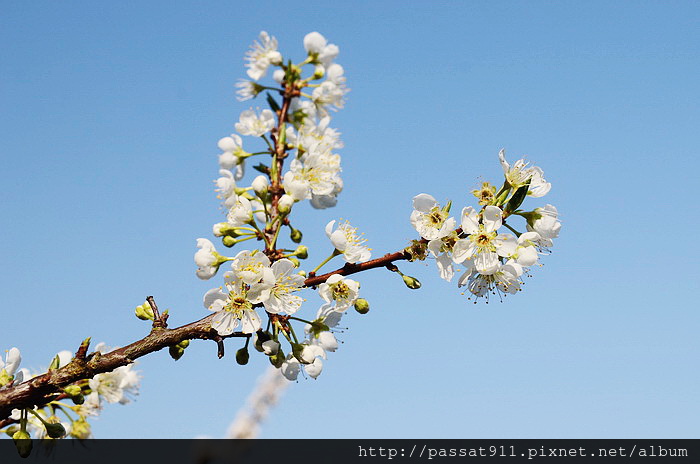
[[311, 250, 341, 274]]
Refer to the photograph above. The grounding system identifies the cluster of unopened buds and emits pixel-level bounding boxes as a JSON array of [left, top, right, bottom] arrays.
[[0, 31, 560, 449]]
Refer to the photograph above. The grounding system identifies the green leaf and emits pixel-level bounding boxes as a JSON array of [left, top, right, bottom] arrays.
[[266, 92, 280, 113]]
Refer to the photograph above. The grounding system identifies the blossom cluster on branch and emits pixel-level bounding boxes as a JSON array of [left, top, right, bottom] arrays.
[[0, 31, 560, 453]]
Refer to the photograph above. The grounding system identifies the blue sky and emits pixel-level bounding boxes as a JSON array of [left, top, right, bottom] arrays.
[[1, 1, 698, 438]]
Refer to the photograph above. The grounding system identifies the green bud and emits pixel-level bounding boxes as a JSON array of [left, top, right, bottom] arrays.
[[288, 257, 300, 267], [235, 347, 249, 365], [48, 355, 61, 371], [294, 245, 308, 259], [70, 393, 85, 405], [5, 425, 19, 438], [177, 339, 190, 349], [63, 385, 82, 397], [354, 298, 370, 314], [168, 345, 185, 361], [44, 421, 66, 439], [12, 430, 32, 457], [290, 228, 303, 243], [402, 275, 422, 289], [269, 350, 285, 368], [222, 235, 237, 247], [135, 302, 155, 321]]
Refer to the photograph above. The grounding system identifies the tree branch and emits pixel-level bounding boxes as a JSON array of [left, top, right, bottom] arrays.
[[0, 246, 412, 420]]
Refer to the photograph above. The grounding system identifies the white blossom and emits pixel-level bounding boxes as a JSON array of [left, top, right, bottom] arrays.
[[235, 109, 275, 137], [244, 31, 282, 81], [325, 220, 371, 263], [203, 274, 263, 335], [452, 206, 516, 275], [251, 175, 269, 194], [248, 259, 305, 315], [230, 250, 271, 285], [410, 193, 456, 241], [498, 149, 550, 197], [195, 238, 221, 280], [235, 80, 259, 101], [227, 195, 254, 226], [88, 363, 140, 405], [280, 355, 300, 381], [318, 274, 359, 310], [458, 262, 521, 300], [527, 204, 561, 247]]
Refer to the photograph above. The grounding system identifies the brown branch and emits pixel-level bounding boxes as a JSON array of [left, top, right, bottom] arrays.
[[303, 250, 410, 287], [0, 311, 248, 421], [0, 245, 413, 421]]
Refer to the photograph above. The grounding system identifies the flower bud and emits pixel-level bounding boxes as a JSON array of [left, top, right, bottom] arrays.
[[278, 194, 294, 214], [294, 245, 308, 259], [287, 257, 300, 267], [272, 69, 286, 84], [252, 175, 269, 195], [63, 385, 82, 397], [312, 64, 325, 80], [354, 298, 370, 314], [44, 421, 66, 439], [235, 347, 249, 365], [402, 275, 422, 289], [12, 430, 32, 457], [269, 350, 285, 368], [177, 339, 190, 349], [262, 340, 280, 356], [135, 302, 154, 321], [222, 236, 237, 247], [71, 393, 85, 405], [290, 228, 303, 243], [169, 345, 185, 361]]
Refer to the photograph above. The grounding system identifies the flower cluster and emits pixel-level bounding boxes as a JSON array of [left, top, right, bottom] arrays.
[[195, 32, 367, 381], [409, 149, 561, 302]]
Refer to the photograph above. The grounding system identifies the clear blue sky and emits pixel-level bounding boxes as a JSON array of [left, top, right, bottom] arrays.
[[1, 1, 698, 438]]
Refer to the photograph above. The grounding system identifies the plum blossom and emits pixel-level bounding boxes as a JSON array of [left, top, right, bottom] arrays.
[[527, 204, 561, 248], [244, 31, 282, 80], [410, 193, 456, 241], [203, 274, 263, 335], [325, 220, 371, 263], [498, 149, 550, 197], [195, 238, 224, 280], [452, 206, 516, 275], [318, 274, 359, 310], [235, 109, 275, 137], [248, 259, 305, 315]]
